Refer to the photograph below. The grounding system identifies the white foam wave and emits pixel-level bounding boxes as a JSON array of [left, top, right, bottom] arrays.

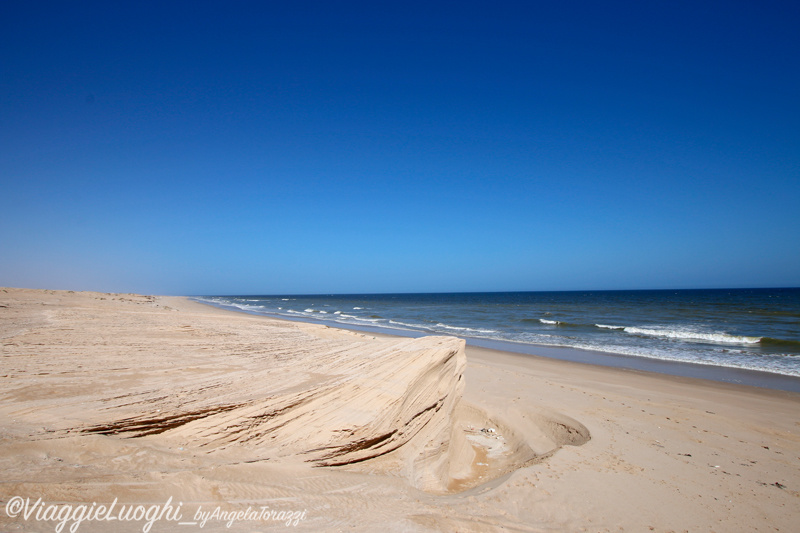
[[353, 307, 363, 310], [596, 324, 624, 330], [434, 323, 498, 334], [389, 320, 430, 330], [498, 334, 799, 377], [304, 308, 315, 313], [328, 317, 389, 328], [623, 327, 761, 344], [225, 302, 266, 312], [539, 319, 560, 325], [565, 341, 799, 377]]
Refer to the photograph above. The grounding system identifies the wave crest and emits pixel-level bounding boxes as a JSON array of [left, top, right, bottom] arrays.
[[623, 327, 761, 344]]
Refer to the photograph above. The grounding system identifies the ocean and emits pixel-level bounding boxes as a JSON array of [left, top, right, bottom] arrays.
[[195, 288, 800, 383]]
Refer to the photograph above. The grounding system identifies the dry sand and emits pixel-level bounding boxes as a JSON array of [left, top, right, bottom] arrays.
[[0, 288, 798, 532]]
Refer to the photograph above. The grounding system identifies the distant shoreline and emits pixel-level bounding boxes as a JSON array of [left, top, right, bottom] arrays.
[[194, 296, 800, 393]]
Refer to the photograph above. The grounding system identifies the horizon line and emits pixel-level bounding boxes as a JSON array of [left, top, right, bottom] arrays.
[[197, 286, 800, 298]]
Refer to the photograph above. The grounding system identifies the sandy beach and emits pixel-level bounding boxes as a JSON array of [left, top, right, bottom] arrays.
[[1, 288, 798, 532]]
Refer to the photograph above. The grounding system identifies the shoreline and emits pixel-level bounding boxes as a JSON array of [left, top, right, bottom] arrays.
[[194, 297, 800, 393], [2, 288, 799, 532]]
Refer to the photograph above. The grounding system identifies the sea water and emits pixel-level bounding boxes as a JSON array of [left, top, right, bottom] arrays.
[[196, 288, 800, 379]]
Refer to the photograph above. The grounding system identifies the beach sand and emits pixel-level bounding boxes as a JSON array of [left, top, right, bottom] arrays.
[[1, 288, 798, 532]]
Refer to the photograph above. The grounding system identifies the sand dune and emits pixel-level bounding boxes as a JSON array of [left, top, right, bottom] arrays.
[[0, 289, 588, 531], [1, 288, 797, 532]]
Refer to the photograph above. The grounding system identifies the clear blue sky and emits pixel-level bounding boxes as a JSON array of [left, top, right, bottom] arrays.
[[2, 1, 798, 295]]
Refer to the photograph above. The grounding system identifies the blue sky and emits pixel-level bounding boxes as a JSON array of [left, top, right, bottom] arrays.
[[2, 1, 799, 295]]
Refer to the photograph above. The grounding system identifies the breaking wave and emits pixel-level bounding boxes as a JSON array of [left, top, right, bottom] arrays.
[[622, 327, 761, 344]]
